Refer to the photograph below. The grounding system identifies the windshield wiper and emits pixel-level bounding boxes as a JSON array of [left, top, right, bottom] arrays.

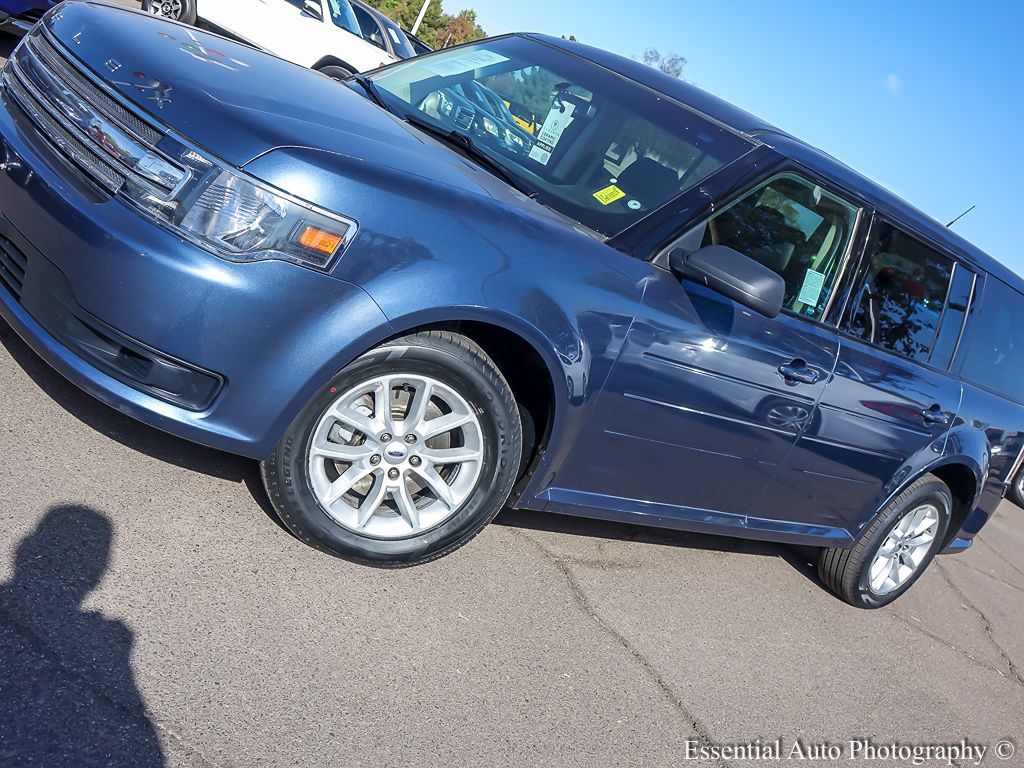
[[402, 111, 539, 199], [350, 73, 392, 113]]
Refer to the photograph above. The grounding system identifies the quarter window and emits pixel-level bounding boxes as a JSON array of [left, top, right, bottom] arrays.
[[847, 223, 955, 363], [678, 174, 859, 320], [961, 278, 1024, 401]]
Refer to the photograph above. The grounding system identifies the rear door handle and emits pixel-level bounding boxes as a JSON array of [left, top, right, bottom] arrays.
[[778, 360, 822, 385], [921, 405, 952, 426]]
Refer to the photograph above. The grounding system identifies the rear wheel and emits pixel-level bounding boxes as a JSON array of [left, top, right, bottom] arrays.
[[316, 65, 355, 81], [818, 474, 951, 608], [142, 0, 197, 25], [1008, 469, 1024, 508], [261, 331, 522, 566]]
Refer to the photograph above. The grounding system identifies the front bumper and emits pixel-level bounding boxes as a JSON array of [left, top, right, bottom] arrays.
[[0, 88, 390, 458]]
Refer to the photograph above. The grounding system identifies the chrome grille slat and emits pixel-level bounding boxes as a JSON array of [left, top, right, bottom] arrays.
[[31, 34, 163, 147], [1, 32, 184, 196], [3, 67, 126, 192]]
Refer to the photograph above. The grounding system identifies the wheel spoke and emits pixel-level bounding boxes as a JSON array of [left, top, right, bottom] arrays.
[[902, 531, 934, 551], [412, 466, 455, 507], [404, 379, 434, 431], [419, 446, 482, 465], [870, 555, 892, 591], [310, 437, 377, 463], [370, 379, 397, 435], [421, 411, 474, 440], [393, 480, 420, 530], [323, 464, 374, 505], [332, 406, 381, 440], [887, 555, 903, 586], [357, 475, 388, 528]]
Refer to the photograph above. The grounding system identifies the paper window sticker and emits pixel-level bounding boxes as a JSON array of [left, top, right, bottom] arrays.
[[421, 49, 510, 78], [797, 269, 827, 307]]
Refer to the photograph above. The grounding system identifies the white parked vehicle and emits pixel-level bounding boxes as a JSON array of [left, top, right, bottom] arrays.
[[142, 0, 403, 78]]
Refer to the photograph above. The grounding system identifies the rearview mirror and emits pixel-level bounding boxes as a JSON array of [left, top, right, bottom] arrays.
[[303, 0, 323, 20], [671, 245, 785, 318]]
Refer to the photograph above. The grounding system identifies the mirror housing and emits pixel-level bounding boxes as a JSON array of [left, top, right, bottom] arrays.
[[303, 0, 323, 20], [672, 245, 785, 318]]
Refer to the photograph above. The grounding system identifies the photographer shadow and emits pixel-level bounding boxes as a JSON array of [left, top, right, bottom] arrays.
[[0, 506, 165, 767]]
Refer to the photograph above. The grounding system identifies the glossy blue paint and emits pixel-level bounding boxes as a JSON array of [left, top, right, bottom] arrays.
[[0, 2, 1020, 557]]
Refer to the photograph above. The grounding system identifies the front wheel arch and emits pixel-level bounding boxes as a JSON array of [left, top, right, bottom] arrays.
[[312, 57, 359, 77]]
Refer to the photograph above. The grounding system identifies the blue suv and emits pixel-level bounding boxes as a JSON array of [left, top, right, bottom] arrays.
[[1, 3, 1021, 607]]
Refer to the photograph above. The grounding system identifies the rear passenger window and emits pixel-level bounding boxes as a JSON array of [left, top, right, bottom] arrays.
[[680, 174, 859, 320], [847, 223, 955, 363], [961, 278, 1024, 401]]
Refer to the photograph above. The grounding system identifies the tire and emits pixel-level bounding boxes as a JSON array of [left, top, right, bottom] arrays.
[[316, 65, 355, 81], [141, 0, 198, 25], [261, 331, 522, 567], [818, 474, 952, 608], [1008, 470, 1024, 509]]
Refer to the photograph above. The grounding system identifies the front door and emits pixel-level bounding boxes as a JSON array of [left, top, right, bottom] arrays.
[[757, 217, 967, 538], [547, 173, 861, 530]]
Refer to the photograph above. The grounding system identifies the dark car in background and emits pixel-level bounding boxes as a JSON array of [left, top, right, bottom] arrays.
[[0, 0, 56, 35], [1, 3, 1022, 609]]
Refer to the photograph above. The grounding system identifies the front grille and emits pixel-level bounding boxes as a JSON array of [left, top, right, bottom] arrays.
[[31, 35, 162, 147], [1, 32, 181, 195], [0, 234, 27, 299]]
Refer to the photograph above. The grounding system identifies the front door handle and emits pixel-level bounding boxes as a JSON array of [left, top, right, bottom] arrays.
[[921, 405, 952, 426], [778, 360, 822, 385]]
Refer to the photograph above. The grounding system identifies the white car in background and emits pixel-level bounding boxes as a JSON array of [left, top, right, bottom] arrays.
[[142, 0, 407, 78]]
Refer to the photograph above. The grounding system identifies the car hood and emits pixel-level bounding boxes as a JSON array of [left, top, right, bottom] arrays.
[[43, 3, 528, 201]]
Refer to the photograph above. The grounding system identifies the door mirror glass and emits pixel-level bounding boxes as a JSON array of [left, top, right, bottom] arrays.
[[303, 0, 323, 20], [676, 245, 786, 318]]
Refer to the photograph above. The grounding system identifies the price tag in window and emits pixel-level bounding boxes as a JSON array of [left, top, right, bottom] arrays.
[[797, 269, 826, 307]]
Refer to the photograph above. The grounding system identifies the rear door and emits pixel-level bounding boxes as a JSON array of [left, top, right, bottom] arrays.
[[757, 216, 967, 536]]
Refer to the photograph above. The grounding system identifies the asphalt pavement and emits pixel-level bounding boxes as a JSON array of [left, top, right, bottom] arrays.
[[1, 10, 1023, 767]]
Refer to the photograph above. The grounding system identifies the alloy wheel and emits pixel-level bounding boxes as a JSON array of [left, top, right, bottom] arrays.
[[306, 374, 484, 539], [146, 0, 183, 20], [867, 503, 939, 595]]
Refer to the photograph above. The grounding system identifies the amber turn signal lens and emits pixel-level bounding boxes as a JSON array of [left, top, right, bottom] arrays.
[[297, 225, 344, 255]]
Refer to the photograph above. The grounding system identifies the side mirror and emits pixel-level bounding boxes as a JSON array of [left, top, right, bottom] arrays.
[[303, 0, 323, 20], [671, 244, 785, 318]]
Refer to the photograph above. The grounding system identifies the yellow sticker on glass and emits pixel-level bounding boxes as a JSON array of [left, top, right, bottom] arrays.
[[593, 184, 626, 206]]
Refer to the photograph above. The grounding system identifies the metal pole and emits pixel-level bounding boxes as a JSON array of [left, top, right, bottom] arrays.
[[411, 0, 430, 35]]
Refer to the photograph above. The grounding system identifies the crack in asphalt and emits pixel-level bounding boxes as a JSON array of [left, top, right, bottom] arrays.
[[948, 557, 1024, 594], [0, 603, 227, 768], [975, 536, 1024, 581], [510, 528, 733, 768], [886, 610, 1017, 682], [934, 561, 1024, 687]]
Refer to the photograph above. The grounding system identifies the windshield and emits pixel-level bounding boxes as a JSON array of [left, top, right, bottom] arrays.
[[370, 37, 753, 236], [326, 0, 361, 36]]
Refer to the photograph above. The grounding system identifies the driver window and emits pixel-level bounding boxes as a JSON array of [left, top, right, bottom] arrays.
[[679, 174, 859, 320], [352, 5, 387, 50]]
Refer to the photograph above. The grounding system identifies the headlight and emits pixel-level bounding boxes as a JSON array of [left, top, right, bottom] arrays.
[[123, 142, 356, 270]]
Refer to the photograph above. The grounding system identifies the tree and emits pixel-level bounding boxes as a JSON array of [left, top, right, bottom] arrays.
[[363, 1, 485, 48], [640, 48, 686, 79]]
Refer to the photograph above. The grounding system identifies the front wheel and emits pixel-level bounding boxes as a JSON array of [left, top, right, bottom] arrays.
[[261, 331, 522, 566], [818, 474, 951, 608], [141, 0, 198, 25]]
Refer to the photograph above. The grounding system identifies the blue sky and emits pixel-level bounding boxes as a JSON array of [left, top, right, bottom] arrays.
[[458, 0, 1024, 275]]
